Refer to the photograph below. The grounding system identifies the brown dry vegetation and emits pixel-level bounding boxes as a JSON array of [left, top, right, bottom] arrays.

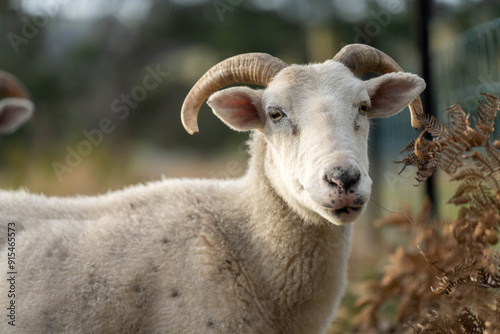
[[342, 94, 500, 333]]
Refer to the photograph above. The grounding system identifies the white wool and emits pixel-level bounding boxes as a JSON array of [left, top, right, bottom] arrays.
[[0, 58, 425, 333]]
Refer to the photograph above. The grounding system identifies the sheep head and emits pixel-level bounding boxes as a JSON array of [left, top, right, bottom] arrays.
[[181, 44, 425, 225], [0, 71, 34, 134]]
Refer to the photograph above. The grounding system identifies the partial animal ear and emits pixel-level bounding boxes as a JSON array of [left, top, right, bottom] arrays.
[[364, 72, 426, 118], [0, 97, 35, 134], [207, 86, 264, 132]]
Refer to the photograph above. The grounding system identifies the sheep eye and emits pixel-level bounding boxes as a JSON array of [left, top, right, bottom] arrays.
[[268, 108, 285, 122], [358, 102, 368, 115]]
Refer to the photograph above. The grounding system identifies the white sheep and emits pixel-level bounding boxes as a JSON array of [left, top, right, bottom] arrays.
[[0, 44, 425, 334], [0, 71, 34, 134]]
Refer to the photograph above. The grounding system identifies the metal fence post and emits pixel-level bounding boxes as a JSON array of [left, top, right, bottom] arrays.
[[418, 0, 437, 218]]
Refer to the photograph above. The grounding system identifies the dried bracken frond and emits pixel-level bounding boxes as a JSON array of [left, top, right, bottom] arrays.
[[399, 93, 500, 179], [456, 308, 485, 334], [450, 167, 485, 182], [350, 94, 500, 334]]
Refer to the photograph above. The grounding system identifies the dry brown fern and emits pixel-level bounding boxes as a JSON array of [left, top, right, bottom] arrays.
[[353, 94, 500, 334]]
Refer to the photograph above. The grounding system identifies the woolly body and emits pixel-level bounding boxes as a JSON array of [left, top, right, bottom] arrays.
[[0, 132, 351, 334]]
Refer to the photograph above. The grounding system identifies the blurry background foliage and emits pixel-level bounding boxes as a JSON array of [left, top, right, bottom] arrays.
[[1, 0, 500, 331], [0, 0, 498, 196]]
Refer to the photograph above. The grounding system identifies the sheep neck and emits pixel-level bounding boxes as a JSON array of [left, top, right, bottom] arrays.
[[237, 131, 353, 331]]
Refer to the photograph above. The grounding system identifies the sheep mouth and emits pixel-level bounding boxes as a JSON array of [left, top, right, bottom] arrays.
[[330, 206, 362, 216]]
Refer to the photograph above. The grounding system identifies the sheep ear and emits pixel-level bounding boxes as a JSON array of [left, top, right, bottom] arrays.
[[207, 86, 264, 132], [0, 98, 35, 134], [364, 72, 425, 118]]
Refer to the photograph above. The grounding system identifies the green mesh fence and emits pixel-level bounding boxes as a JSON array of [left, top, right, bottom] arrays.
[[433, 17, 500, 137]]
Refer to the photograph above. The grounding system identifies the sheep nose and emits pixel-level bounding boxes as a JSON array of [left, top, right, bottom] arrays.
[[324, 167, 361, 191]]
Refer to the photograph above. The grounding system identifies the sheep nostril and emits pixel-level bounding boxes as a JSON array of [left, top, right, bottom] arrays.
[[324, 168, 361, 191], [347, 171, 361, 189], [324, 175, 340, 188]]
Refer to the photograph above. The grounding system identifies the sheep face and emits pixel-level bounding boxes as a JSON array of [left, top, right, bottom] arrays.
[[208, 61, 425, 225]]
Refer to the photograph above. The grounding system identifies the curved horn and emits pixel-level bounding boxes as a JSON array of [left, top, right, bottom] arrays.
[[333, 44, 424, 129], [181, 53, 288, 134], [0, 70, 31, 99]]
